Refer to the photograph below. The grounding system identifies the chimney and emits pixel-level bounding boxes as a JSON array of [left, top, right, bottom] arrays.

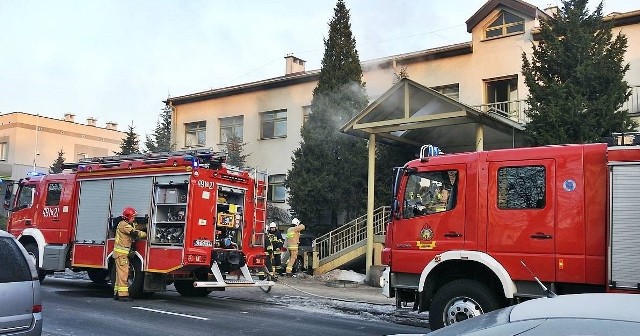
[[64, 113, 75, 122], [284, 54, 306, 75], [86, 117, 97, 127], [105, 121, 118, 130]]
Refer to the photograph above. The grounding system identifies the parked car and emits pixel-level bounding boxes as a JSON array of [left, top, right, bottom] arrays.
[[0, 229, 43, 335], [426, 293, 640, 336]]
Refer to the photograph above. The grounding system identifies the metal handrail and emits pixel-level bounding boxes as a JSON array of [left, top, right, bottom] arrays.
[[314, 206, 390, 261], [473, 85, 640, 125]]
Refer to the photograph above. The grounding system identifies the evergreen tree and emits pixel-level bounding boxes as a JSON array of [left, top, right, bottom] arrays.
[[116, 124, 141, 155], [145, 105, 174, 152], [286, 0, 368, 234], [522, 0, 635, 145], [224, 132, 249, 168], [49, 149, 65, 173]]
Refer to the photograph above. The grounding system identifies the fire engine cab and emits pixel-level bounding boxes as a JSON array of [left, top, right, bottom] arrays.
[[381, 143, 640, 330], [6, 149, 273, 298]]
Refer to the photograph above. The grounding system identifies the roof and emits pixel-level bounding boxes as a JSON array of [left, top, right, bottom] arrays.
[[166, 43, 473, 106], [466, 0, 550, 33], [340, 78, 525, 153]]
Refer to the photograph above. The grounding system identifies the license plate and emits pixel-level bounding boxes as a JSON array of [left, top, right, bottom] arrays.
[[193, 239, 213, 247]]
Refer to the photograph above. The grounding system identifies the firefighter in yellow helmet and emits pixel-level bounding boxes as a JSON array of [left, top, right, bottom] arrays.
[[284, 218, 305, 277], [265, 222, 284, 278], [113, 207, 147, 301]]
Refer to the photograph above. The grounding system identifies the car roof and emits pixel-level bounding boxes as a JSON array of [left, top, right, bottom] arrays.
[[510, 293, 640, 322], [0, 229, 13, 238]]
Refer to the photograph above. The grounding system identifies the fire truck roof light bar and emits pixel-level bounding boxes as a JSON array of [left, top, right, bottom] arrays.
[[420, 144, 443, 161]]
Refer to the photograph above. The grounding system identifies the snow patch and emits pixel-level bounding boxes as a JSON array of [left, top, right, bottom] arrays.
[[317, 269, 366, 284]]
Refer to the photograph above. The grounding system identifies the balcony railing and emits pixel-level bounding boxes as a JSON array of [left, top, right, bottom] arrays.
[[473, 85, 640, 124], [474, 100, 529, 124]]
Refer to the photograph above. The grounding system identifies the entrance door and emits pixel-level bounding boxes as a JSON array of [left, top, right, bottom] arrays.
[[487, 159, 556, 282], [391, 164, 466, 275]]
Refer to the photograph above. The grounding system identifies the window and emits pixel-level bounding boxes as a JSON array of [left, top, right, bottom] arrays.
[[220, 116, 244, 143], [0, 237, 32, 283], [185, 121, 206, 147], [485, 11, 524, 39], [261, 110, 287, 139], [497, 166, 546, 209], [302, 105, 312, 125], [431, 84, 460, 101], [16, 184, 35, 210], [403, 170, 458, 218], [485, 76, 518, 116], [268, 174, 286, 203], [46, 183, 62, 206], [0, 142, 7, 161]]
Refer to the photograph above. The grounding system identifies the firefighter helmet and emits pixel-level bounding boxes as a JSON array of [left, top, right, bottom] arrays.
[[122, 207, 137, 221], [292, 218, 300, 225], [269, 222, 277, 229]]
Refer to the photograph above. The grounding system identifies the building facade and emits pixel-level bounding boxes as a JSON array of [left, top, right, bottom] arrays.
[[166, 0, 640, 212], [0, 112, 125, 181]]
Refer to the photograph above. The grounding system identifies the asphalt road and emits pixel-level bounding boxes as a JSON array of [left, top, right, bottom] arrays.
[[40, 277, 427, 336]]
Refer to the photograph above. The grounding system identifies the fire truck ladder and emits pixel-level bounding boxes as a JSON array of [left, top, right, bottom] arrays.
[[251, 169, 268, 248], [62, 148, 227, 170]]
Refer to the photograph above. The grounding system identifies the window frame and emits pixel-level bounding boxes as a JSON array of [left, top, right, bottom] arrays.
[[268, 174, 287, 203], [260, 110, 287, 139], [431, 83, 460, 101], [496, 165, 546, 210], [0, 142, 7, 161], [484, 11, 525, 40], [45, 182, 62, 206], [185, 121, 207, 147], [402, 170, 458, 219], [219, 116, 244, 144]]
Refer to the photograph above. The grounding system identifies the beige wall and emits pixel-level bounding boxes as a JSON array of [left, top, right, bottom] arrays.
[[0, 112, 125, 180], [171, 4, 640, 211]]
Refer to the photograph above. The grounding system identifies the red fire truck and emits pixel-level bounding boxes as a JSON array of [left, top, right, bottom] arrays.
[[6, 149, 273, 298], [381, 143, 640, 329]]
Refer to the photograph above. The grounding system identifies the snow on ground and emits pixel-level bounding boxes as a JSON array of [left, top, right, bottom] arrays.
[[315, 269, 366, 283]]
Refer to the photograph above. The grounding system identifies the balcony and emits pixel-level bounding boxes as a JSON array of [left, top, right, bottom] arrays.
[[473, 85, 640, 126]]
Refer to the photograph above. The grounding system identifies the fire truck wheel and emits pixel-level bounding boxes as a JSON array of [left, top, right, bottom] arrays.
[[87, 269, 110, 284], [174, 280, 211, 297], [429, 279, 501, 330], [24, 243, 46, 283]]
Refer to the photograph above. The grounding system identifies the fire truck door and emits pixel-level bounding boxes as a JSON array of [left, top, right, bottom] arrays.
[[391, 165, 465, 275], [39, 180, 71, 244], [487, 159, 556, 282]]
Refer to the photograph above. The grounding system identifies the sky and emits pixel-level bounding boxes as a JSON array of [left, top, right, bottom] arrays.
[[2, 0, 638, 138]]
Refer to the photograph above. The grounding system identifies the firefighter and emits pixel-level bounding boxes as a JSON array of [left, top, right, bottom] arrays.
[[265, 222, 284, 278], [284, 218, 305, 277], [113, 207, 147, 301]]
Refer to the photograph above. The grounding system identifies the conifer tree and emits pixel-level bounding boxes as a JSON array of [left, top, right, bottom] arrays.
[[522, 0, 635, 145], [224, 132, 249, 168], [145, 105, 174, 153], [286, 0, 368, 233], [49, 149, 65, 173], [116, 124, 141, 155]]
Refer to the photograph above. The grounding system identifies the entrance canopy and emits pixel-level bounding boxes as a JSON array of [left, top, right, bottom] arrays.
[[341, 78, 525, 153]]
